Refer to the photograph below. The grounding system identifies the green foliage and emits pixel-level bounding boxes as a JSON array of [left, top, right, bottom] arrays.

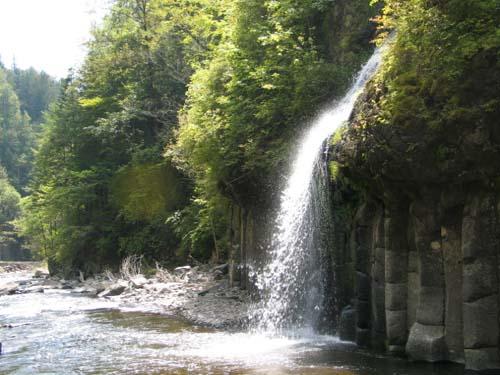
[[21, 0, 218, 273], [375, 0, 500, 132], [0, 166, 21, 223], [175, 0, 376, 210], [6, 66, 60, 124], [0, 68, 35, 193], [111, 162, 188, 221]]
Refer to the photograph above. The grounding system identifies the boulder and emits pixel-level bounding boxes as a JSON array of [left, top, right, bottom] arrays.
[[0, 282, 18, 296], [130, 275, 148, 289], [406, 323, 447, 362], [212, 263, 229, 275], [22, 286, 44, 294], [33, 270, 49, 279], [98, 282, 127, 297], [174, 266, 191, 275]]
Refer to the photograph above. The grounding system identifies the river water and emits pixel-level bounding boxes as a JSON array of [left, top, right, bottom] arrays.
[[0, 271, 465, 375]]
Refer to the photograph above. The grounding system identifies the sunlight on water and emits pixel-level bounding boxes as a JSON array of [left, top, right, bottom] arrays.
[[0, 272, 463, 374]]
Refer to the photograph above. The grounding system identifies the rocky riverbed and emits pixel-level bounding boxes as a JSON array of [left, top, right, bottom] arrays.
[[0, 262, 250, 329]]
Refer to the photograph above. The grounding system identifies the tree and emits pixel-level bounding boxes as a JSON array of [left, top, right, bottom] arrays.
[[0, 68, 35, 193], [7, 66, 60, 124], [0, 166, 21, 224]]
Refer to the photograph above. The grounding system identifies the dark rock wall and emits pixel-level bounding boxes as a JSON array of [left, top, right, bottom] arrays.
[[331, 185, 500, 371]]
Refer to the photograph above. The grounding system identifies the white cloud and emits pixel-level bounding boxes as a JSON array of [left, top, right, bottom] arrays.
[[0, 0, 110, 78]]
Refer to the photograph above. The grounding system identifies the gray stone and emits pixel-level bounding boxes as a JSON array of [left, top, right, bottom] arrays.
[[463, 257, 498, 302], [416, 287, 444, 326], [386, 309, 408, 346], [211, 263, 229, 275], [463, 295, 499, 349], [372, 248, 385, 284], [0, 282, 18, 296], [356, 300, 371, 329], [386, 283, 407, 311], [22, 286, 44, 294], [406, 323, 447, 362], [33, 270, 49, 279], [356, 327, 370, 347], [356, 272, 370, 301], [462, 195, 497, 260], [407, 272, 419, 329], [98, 282, 127, 298], [385, 251, 408, 284], [371, 284, 386, 333], [464, 348, 500, 372], [130, 275, 148, 289], [174, 266, 191, 274], [442, 221, 464, 362], [339, 305, 356, 342], [418, 246, 445, 289], [408, 251, 418, 273]]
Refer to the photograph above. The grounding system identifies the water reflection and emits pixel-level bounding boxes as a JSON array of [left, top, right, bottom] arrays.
[[0, 275, 464, 375]]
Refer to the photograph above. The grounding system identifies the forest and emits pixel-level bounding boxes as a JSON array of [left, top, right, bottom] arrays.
[[1, 0, 498, 277]]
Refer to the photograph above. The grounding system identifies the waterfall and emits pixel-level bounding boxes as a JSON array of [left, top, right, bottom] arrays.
[[251, 48, 383, 335]]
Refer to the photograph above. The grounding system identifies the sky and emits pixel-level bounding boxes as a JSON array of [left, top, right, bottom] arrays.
[[0, 0, 110, 78]]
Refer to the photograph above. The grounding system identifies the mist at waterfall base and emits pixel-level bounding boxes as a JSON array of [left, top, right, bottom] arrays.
[[250, 48, 383, 336]]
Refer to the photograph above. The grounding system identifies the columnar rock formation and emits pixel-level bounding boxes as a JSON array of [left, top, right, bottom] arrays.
[[331, 185, 500, 372]]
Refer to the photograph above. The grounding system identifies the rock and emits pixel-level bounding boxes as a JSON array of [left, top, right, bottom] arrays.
[[213, 270, 225, 280], [98, 282, 127, 297], [174, 266, 191, 275], [356, 328, 371, 347], [130, 275, 148, 289], [33, 270, 49, 279], [416, 287, 445, 326], [406, 323, 447, 362], [385, 283, 407, 311], [463, 257, 498, 302], [386, 310, 408, 347], [356, 272, 370, 301], [339, 305, 356, 342], [72, 287, 98, 296], [22, 286, 44, 294], [211, 264, 229, 275], [41, 279, 61, 289], [464, 348, 500, 372], [0, 283, 18, 296], [356, 300, 370, 329], [463, 295, 499, 349]]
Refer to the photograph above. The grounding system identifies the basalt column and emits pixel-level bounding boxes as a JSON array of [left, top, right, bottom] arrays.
[[384, 198, 409, 354], [353, 202, 378, 347], [370, 205, 386, 350], [441, 191, 464, 363], [462, 192, 500, 371], [406, 193, 447, 362]]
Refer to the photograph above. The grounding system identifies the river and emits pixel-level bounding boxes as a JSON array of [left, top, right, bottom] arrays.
[[0, 268, 465, 375]]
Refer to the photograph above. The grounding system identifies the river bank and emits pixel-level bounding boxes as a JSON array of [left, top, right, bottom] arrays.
[[0, 261, 250, 329]]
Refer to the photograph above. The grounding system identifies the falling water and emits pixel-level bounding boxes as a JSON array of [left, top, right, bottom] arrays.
[[252, 48, 383, 334]]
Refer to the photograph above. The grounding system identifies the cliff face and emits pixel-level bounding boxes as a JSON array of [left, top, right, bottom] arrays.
[[328, 1, 500, 369], [329, 77, 500, 372]]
